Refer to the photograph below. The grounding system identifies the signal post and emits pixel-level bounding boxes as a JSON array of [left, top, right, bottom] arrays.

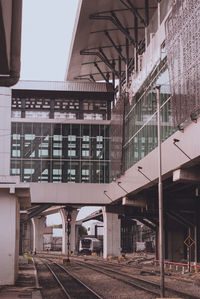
[[60, 208, 78, 257], [66, 213, 71, 262]]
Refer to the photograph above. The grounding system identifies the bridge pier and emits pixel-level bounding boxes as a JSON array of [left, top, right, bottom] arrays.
[[22, 220, 33, 253], [102, 207, 121, 259], [0, 191, 20, 285], [32, 216, 46, 252]]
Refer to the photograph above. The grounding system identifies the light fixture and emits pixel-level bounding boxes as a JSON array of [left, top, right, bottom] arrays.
[[137, 166, 151, 182], [173, 139, 191, 160], [103, 190, 113, 202], [173, 138, 180, 144], [117, 181, 128, 194]]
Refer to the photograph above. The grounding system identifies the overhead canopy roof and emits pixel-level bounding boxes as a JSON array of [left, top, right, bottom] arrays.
[[0, 0, 22, 86], [12, 80, 114, 100], [66, 0, 159, 82]]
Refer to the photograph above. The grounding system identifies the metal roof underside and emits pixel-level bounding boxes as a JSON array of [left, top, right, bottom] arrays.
[[66, 0, 159, 82], [13, 80, 114, 93]]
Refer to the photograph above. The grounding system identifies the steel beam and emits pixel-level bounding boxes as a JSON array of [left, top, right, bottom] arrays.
[[134, 217, 157, 231], [104, 30, 126, 62], [170, 211, 194, 228], [90, 12, 135, 46], [166, 211, 188, 228], [89, 74, 95, 82], [145, 0, 149, 26], [134, 15, 138, 72], [125, 36, 129, 84], [80, 49, 119, 77], [91, 26, 143, 34], [106, 72, 110, 82], [99, 47, 119, 77], [24, 204, 52, 223], [111, 11, 135, 46], [112, 59, 116, 88], [121, 0, 147, 27], [118, 53, 122, 96], [94, 62, 109, 82]]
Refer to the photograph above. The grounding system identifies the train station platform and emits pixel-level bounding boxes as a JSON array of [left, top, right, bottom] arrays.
[[0, 257, 42, 299]]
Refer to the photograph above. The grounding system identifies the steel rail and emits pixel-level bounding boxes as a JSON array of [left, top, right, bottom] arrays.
[[43, 260, 72, 299], [74, 260, 159, 297], [42, 258, 103, 299], [73, 259, 199, 299]]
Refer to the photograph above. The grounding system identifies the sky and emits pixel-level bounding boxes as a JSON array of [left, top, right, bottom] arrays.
[[21, 0, 100, 227], [21, 0, 79, 81]]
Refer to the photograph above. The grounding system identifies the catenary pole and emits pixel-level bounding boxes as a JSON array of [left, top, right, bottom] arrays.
[[156, 85, 165, 297]]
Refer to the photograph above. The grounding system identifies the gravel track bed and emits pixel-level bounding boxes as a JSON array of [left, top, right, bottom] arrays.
[[37, 253, 200, 298], [34, 257, 66, 299], [74, 256, 200, 298], [61, 261, 155, 299]]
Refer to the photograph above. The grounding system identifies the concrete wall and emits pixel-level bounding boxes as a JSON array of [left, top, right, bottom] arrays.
[[0, 190, 19, 285]]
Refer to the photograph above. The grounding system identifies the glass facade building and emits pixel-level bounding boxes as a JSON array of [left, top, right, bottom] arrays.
[[10, 82, 113, 183], [123, 58, 175, 172]]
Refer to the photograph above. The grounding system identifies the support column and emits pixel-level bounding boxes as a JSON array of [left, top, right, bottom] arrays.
[[167, 225, 185, 261], [32, 216, 46, 252], [0, 87, 11, 176], [0, 191, 19, 285], [195, 188, 200, 263], [60, 208, 78, 255], [102, 207, 121, 259], [23, 220, 33, 253]]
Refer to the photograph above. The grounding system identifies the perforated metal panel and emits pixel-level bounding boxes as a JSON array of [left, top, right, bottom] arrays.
[[165, 0, 200, 127], [110, 94, 125, 180]]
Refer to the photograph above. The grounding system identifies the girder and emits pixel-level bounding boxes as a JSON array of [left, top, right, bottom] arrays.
[[104, 31, 126, 63], [80, 49, 119, 77], [90, 12, 135, 46]]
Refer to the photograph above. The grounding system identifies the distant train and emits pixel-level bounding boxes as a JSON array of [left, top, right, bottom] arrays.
[[79, 237, 103, 255]]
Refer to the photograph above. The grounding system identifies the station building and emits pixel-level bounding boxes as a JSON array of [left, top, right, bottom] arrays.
[[1, 0, 200, 285], [65, 0, 200, 266]]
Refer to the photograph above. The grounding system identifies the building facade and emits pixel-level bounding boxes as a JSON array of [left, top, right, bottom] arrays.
[[66, 0, 200, 264], [10, 81, 113, 184], [1, 0, 200, 286]]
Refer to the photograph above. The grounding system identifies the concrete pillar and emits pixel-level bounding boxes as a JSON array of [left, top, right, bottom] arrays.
[[0, 191, 20, 285], [167, 226, 185, 262], [75, 224, 81, 253], [60, 209, 78, 255], [32, 216, 46, 252], [0, 87, 11, 176], [23, 220, 33, 253], [102, 207, 121, 259], [196, 198, 200, 263]]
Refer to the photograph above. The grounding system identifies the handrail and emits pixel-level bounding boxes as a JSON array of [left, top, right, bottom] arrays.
[[154, 259, 200, 268]]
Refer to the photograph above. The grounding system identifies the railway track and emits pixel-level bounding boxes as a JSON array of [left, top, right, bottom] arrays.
[[36, 253, 200, 298], [72, 258, 199, 299], [34, 257, 104, 299]]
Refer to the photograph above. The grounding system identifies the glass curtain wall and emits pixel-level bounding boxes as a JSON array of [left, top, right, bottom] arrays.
[[123, 59, 176, 171], [11, 123, 110, 183]]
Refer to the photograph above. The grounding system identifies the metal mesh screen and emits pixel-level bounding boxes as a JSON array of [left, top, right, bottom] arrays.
[[165, 0, 200, 127], [110, 95, 125, 180]]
